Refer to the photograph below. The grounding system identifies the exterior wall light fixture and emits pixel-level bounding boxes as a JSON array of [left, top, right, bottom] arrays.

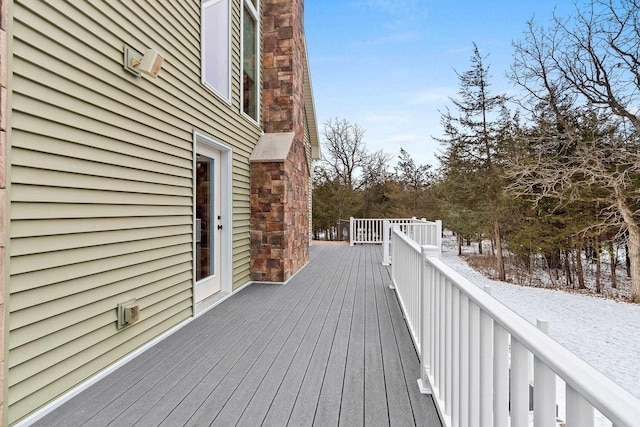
[[123, 44, 164, 78]]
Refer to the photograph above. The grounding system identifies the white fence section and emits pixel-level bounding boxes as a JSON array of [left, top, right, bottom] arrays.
[[349, 217, 419, 245], [389, 227, 640, 427]]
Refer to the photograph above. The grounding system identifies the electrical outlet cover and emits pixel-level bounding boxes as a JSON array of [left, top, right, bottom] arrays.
[[117, 299, 138, 329]]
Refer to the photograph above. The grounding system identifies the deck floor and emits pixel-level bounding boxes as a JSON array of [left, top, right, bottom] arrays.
[[34, 245, 441, 426]]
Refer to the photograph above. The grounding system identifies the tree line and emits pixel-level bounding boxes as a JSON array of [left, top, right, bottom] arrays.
[[312, 118, 436, 238], [312, 0, 640, 302]]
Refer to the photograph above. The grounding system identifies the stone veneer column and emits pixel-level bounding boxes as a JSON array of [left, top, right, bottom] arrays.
[[250, 0, 309, 282], [0, 0, 7, 420], [282, 136, 309, 276]]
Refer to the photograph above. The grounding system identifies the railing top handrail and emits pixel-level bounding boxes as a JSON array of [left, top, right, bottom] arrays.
[[351, 217, 436, 223], [424, 251, 640, 426], [394, 222, 438, 227], [354, 217, 422, 221]]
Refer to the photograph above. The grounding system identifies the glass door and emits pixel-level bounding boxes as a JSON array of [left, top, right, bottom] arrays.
[[195, 145, 222, 302]]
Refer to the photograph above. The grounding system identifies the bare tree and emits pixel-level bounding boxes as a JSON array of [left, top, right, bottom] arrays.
[[509, 2, 640, 300], [553, 0, 640, 127], [510, 19, 575, 129], [321, 118, 367, 190], [360, 149, 393, 217]]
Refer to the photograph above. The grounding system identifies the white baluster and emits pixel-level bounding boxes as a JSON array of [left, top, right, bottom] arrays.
[[452, 287, 460, 427], [445, 280, 453, 416], [510, 338, 529, 427], [534, 320, 556, 427], [459, 293, 470, 427], [468, 302, 480, 427], [493, 324, 509, 427], [479, 308, 494, 427], [566, 385, 594, 427]]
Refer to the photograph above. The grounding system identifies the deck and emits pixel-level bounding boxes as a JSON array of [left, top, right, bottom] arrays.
[[33, 245, 441, 426]]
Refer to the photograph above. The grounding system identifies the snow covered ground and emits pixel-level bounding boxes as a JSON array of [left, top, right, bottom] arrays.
[[438, 238, 640, 424]]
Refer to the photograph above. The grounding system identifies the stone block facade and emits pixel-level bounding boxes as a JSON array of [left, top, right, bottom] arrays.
[[261, 0, 305, 141], [250, 0, 310, 282], [250, 138, 309, 282]]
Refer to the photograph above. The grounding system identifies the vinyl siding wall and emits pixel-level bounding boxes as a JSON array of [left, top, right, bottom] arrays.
[[304, 110, 313, 239], [6, 0, 260, 423]]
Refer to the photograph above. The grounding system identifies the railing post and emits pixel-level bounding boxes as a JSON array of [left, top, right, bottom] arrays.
[[418, 245, 431, 393], [382, 220, 391, 265], [436, 219, 443, 250], [390, 226, 398, 290], [534, 319, 556, 427], [349, 217, 354, 246]]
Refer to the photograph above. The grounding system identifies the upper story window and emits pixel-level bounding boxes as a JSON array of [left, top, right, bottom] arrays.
[[242, 0, 259, 122], [202, 0, 231, 102]]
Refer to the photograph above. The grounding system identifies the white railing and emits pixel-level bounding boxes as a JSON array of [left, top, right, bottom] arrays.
[[349, 217, 419, 245], [389, 226, 640, 427], [383, 219, 441, 265]]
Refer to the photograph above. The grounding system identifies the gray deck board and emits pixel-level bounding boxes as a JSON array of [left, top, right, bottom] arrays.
[[364, 247, 390, 427], [379, 247, 441, 426], [235, 242, 356, 427], [312, 247, 358, 427], [91, 287, 273, 425], [372, 247, 417, 427], [190, 249, 341, 427], [156, 264, 326, 426], [40, 285, 269, 427], [98, 286, 278, 426], [34, 245, 441, 427], [280, 245, 357, 427], [337, 247, 366, 427]]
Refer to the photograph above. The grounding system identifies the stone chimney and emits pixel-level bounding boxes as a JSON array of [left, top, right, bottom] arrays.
[[249, 0, 309, 282]]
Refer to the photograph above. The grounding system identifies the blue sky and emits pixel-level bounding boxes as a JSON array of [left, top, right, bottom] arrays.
[[304, 0, 576, 168]]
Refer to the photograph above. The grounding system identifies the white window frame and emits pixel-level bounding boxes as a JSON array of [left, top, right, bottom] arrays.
[[240, 0, 260, 124], [201, 0, 232, 104]]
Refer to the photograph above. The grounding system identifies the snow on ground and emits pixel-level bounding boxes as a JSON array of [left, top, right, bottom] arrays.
[[439, 239, 640, 403]]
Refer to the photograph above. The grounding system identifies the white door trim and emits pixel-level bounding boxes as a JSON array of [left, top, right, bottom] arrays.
[[193, 130, 233, 310]]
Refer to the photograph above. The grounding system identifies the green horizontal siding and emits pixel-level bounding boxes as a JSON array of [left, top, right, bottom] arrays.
[[7, 0, 259, 423]]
